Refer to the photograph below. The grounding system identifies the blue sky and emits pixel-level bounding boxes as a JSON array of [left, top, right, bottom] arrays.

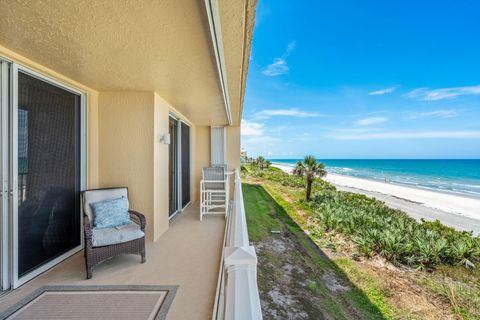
[[241, 0, 480, 159]]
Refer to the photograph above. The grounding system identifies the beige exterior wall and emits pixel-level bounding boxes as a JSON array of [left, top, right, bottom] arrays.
[[226, 126, 241, 171], [153, 93, 172, 240], [0, 45, 100, 187], [194, 126, 212, 202], [1, 45, 242, 242], [98, 92, 156, 239], [87, 91, 100, 187], [226, 126, 241, 196], [98, 92, 201, 241]]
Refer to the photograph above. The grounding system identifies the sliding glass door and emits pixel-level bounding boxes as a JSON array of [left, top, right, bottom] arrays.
[[168, 116, 179, 217], [0, 61, 85, 289], [180, 122, 191, 208], [14, 68, 83, 283], [168, 116, 191, 219]]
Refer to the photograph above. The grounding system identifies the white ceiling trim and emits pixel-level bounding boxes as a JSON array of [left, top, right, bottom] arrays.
[[204, 0, 232, 126]]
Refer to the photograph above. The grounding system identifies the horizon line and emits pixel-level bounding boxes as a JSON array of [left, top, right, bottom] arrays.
[[262, 158, 480, 160]]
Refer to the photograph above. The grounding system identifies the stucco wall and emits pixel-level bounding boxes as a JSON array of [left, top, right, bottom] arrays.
[[87, 91, 99, 187], [98, 92, 156, 239], [194, 126, 212, 201], [98, 92, 199, 241], [97, 92, 195, 241]]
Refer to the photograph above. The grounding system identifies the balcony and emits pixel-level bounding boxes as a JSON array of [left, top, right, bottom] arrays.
[[0, 203, 225, 319], [0, 170, 262, 319]]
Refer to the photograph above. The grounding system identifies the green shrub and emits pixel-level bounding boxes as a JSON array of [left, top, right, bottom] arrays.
[[245, 164, 480, 270]]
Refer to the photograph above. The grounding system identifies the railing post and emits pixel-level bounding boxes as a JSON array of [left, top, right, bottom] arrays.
[[222, 169, 263, 320]]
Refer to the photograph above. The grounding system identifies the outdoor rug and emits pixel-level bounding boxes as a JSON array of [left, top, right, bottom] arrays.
[[0, 285, 178, 320]]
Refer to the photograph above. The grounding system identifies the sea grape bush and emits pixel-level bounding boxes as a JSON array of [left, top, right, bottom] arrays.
[[308, 187, 480, 270], [245, 164, 480, 270]]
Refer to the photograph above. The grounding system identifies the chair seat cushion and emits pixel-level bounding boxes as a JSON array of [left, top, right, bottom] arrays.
[[91, 222, 144, 247]]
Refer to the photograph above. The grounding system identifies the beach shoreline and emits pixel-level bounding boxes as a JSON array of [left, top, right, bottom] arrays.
[[272, 163, 480, 234]]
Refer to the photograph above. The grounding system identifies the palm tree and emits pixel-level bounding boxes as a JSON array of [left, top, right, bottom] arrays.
[[265, 160, 272, 169], [293, 155, 327, 201], [256, 156, 266, 170]]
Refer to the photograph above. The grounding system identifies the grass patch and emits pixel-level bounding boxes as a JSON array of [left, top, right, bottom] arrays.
[[334, 258, 397, 319], [421, 266, 480, 319], [243, 183, 282, 241]]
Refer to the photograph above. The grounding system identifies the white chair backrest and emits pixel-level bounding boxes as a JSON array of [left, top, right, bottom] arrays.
[[202, 167, 225, 181], [82, 187, 128, 221]]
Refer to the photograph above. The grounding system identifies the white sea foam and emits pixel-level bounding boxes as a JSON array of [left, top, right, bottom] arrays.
[[322, 173, 480, 221]]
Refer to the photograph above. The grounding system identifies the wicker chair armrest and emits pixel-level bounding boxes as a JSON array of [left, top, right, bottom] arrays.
[[84, 214, 93, 247], [129, 210, 146, 232]]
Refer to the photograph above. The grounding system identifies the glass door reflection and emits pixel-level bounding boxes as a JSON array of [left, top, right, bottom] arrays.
[[17, 71, 82, 278]]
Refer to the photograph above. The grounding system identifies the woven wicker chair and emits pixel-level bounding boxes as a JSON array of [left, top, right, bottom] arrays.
[[81, 187, 146, 279]]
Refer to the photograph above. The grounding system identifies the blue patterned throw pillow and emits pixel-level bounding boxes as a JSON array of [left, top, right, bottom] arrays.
[[90, 197, 130, 229]]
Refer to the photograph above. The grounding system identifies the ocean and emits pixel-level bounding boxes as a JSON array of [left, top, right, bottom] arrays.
[[269, 159, 480, 199]]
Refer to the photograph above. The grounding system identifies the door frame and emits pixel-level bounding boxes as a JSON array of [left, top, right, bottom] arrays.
[[0, 58, 10, 291], [168, 114, 180, 219], [9, 62, 87, 289]]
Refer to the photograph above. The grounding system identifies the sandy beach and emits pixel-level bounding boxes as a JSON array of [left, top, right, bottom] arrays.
[[273, 164, 480, 235]]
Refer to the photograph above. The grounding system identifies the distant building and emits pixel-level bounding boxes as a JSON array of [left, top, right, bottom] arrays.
[[240, 148, 248, 163]]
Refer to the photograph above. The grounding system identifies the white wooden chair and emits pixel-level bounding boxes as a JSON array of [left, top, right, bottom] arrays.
[[200, 166, 229, 221]]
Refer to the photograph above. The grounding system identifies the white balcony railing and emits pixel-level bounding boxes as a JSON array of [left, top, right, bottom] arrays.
[[213, 169, 263, 320]]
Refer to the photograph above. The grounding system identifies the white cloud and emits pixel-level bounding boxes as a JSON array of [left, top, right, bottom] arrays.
[[331, 127, 382, 134], [405, 85, 480, 101], [404, 109, 459, 120], [241, 120, 264, 137], [268, 126, 288, 133], [368, 86, 397, 95], [243, 135, 280, 145], [262, 58, 289, 76], [285, 41, 296, 54], [254, 108, 319, 119], [354, 117, 388, 126], [262, 41, 296, 76], [330, 130, 480, 140]]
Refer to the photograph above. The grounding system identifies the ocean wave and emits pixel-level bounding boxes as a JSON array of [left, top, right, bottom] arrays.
[[270, 160, 480, 198], [340, 174, 480, 198], [272, 162, 295, 167]]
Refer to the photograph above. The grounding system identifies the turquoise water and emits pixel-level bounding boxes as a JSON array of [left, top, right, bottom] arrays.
[[270, 159, 480, 198]]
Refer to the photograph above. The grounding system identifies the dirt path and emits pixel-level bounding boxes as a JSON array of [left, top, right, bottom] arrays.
[[256, 233, 365, 319]]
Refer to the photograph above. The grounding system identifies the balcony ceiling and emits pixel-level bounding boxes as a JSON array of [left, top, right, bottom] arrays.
[[0, 0, 256, 126]]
